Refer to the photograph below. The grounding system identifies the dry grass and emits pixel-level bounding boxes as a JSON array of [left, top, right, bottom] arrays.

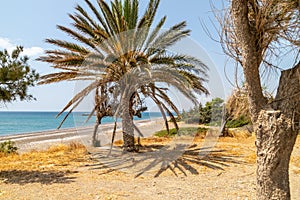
[[226, 88, 250, 120], [215, 136, 257, 164], [0, 135, 299, 200], [0, 135, 298, 174], [0, 142, 89, 172]]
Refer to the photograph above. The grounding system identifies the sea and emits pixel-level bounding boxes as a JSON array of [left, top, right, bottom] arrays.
[[0, 111, 163, 136]]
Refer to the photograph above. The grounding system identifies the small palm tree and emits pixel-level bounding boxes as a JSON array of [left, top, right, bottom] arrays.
[[38, 0, 209, 151]]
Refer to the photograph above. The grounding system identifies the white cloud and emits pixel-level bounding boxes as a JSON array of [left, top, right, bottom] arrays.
[[0, 37, 14, 50], [0, 37, 43, 57], [23, 47, 44, 57]]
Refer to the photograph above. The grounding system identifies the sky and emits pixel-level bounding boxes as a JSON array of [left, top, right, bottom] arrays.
[[0, 0, 232, 111]]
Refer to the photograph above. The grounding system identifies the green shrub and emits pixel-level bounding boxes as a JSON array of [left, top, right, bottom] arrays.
[[0, 140, 18, 154], [154, 127, 208, 137], [181, 98, 225, 125], [226, 115, 251, 128]]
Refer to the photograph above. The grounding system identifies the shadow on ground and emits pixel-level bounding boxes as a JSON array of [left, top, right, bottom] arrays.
[[88, 142, 243, 177], [0, 170, 77, 185]]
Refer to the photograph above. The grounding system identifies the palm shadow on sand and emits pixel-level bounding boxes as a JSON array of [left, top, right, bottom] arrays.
[[0, 170, 77, 185], [88, 142, 244, 178]]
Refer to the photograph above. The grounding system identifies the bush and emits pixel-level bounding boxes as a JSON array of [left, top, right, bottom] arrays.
[[182, 98, 224, 125], [0, 140, 18, 154], [226, 115, 251, 128], [154, 127, 208, 137]]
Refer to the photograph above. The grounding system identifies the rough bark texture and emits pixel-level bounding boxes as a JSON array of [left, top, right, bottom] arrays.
[[255, 63, 300, 200], [231, 0, 267, 123], [256, 111, 298, 199], [121, 98, 135, 152], [231, 0, 300, 199]]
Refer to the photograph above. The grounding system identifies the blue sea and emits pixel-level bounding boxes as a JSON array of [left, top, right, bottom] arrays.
[[0, 112, 163, 136]]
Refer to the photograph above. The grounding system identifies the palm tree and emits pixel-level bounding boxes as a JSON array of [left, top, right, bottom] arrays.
[[38, 0, 209, 151]]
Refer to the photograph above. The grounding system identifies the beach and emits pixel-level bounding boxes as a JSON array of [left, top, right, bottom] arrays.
[[0, 118, 166, 152]]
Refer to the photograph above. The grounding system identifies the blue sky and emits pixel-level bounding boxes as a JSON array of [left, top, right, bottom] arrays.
[[0, 0, 231, 111]]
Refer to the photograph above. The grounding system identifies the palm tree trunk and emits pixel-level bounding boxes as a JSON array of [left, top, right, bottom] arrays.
[[92, 87, 101, 147], [121, 97, 135, 152], [92, 117, 101, 147]]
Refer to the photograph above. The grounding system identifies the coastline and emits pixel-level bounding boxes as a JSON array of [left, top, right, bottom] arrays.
[[0, 118, 165, 152]]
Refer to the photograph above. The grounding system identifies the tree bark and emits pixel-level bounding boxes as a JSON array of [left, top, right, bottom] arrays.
[[231, 0, 300, 199], [92, 88, 101, 147], [92, 117, 101, 147], [231, 0, 267, 123], [256, 111, 298, 199], [121, 96, 135, 152], [255, 63, 300, 200]]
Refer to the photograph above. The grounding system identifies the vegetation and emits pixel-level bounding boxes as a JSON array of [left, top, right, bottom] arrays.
[[0, 140, 18, 154], [219, 0, 300, 199], [0, 46, 39, 103], [225, 115, 251, 128], [225, 88, 251, 128], [154, 127, 208, 137], [38, 0, 208, 151], [181, 97, 224, 125], [181, 96, 252, 129], [0, 142, 88, 171]]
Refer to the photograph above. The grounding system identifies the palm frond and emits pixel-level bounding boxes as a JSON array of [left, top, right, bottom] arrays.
[[98, 0, 119, 35], [38, 0, 209, 135], [57, 25, 100, 52], [147, 22, 190, 56], [149, 94, 170, 133], [38, 72, 78, 85], [45, 39, 90, 55], [84, 0, 110, 34], [75, 4, 101, 31], [69, 14, 97, 39], [57, 80, 103, 115], [144, 16, 166, 51], [151, 93, 179, 130], [57, 96, 84, 129]]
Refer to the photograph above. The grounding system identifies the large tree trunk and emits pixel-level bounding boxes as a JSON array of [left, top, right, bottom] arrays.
[[256, 111, 298, 199], [231, 0, 300, 198], [255, 63, 300, 199]]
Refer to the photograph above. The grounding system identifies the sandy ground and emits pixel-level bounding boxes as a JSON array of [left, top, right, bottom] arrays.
[[0, 122, 299, 200], [0, 118, 164, 152]]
